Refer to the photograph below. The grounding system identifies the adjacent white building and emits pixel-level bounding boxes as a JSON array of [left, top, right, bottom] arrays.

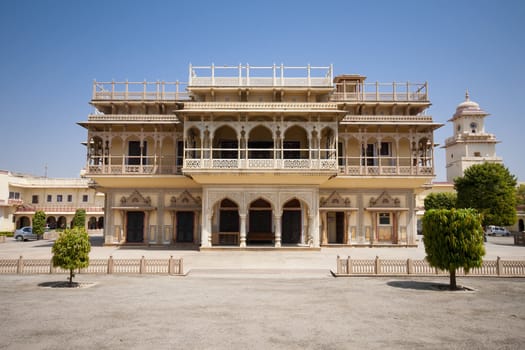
[[0, 170, 104, 232]]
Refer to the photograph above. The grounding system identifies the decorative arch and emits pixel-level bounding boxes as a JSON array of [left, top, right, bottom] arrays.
[[283, 125, 308, 159]]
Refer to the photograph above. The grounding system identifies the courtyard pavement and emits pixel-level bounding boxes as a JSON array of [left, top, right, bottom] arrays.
[[1, 234, 524, 349]]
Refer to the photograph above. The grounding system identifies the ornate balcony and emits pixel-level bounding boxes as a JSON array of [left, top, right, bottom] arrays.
[[92, 81, 190, 101]]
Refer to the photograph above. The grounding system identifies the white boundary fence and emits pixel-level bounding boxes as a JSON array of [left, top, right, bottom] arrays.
[[334, 256, 525, 277], [0, 256, 184, 275]]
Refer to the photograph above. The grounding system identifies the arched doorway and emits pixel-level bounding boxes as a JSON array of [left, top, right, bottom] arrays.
[[46, 216, 57, 229], [98, 216, 104, 229], [519, 219, 524, 232], [57, 216, 67, 229], [248, 198, 273, 244], [282, 199, 302, 244], [218, 199, 239, 245], [88, 217, 98, 230], [18, 216, 30, 229]]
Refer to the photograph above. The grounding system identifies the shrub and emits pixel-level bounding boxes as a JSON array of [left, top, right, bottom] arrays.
[[423, 208, 485, 290], [52, 227, 91, 286]]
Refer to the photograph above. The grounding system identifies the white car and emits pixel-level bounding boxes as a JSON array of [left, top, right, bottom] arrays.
[[485, 225, 511, 236], [14, 226, 38, 241]]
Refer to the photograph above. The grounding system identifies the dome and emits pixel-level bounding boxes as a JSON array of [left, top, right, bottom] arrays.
[[456, 90, 480, 110]]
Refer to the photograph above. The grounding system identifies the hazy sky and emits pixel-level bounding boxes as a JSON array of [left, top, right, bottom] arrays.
[[1, 0, 524, 181]]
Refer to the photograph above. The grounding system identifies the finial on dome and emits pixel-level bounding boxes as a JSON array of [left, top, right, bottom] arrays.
[[465, 89, 470, 101]]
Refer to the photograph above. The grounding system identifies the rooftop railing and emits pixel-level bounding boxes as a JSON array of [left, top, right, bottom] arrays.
[[188, 64, 333, 88], [92, 81, 190, 101], [331, 82, 428, 102]]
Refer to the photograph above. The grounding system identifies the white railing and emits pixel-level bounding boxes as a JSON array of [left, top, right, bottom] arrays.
[[342, 115, 433, 123], [331, 82, 428, 102], [337, 156, 433, 176], [86, 156, 182, 175], [335, 256, 525, 277], [0, 256, 184, 275], [189, 64, 333, 88], [88, 114, 181, 123], [183, 102, 338, 111], [92, 81, 190, 101]]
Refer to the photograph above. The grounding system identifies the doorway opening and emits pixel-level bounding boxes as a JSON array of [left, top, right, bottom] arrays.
[[126, 211, 144, 243]]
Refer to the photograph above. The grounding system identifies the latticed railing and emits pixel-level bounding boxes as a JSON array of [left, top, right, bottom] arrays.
[[335, 256, 525, 277], [0, 256, 184, 275]]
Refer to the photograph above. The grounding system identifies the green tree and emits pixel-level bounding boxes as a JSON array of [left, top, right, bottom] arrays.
[[72, 209, 86, 229], [424, 192, 457, 210], [52, 227, 91, 286], [516, 184, 525, 206], [423, 208, 485, 290], [455, 163, 517, 227], [33, 210, 47, 240]]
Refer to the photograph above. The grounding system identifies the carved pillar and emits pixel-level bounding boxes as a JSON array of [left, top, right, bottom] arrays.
[[308, 214, 315, 247], [393, 212, 399, 244], [346, 211, 352, 245], [144, 211, 150, 243], [172, 210, 177, 243], [371, 212, 376, 244], [201, 212, 212, 247], [321, 211, 328, 245], [274, 215, 282, 248], [239, 214, 247, 247]]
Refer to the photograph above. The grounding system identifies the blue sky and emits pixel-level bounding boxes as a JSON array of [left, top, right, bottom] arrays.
[[1, 0, 524, 181]]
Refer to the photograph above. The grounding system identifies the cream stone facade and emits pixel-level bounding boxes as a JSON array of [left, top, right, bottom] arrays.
[[0, 170, 104, 232], [80, 64, 442, 247]]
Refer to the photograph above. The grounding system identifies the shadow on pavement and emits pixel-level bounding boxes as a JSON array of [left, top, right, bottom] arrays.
[[387, 280, 475, 292]]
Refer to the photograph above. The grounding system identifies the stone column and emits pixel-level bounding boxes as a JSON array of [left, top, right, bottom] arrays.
[[201, 212, 212, 247], [308, 214, 315, 247], [274, 215, 282, 248], [239, 214, 247, 248], [321, 211, 328, 245], [346, 211, 352, 245]]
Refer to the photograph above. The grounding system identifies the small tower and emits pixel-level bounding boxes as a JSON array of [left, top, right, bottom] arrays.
[[444, 91, 502, 182]]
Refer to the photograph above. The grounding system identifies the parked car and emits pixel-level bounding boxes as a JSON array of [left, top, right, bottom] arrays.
[[485, 225, 511, 236], [13, 226, 37, 241]]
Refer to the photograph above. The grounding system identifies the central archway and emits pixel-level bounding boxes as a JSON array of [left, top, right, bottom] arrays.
[[247, 198, 273, 244]]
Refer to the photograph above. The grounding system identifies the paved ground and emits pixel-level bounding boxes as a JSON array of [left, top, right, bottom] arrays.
[[0, 274, 524, 350], [1, 233, 524, 349]]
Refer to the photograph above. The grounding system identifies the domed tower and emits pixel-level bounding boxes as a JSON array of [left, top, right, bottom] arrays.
[[444, 91, 502, 182]]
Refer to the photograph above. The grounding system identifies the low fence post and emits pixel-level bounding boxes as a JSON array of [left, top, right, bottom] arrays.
[[107, 256, 114, 274], [407, 258, 413, 275], [168, 256, 173, 275], [346, 256, 352, 275], [375, 256, 380, 275], [140, 256, 145, 274], [336, 255, 342, 274], [50, 258, 55, 274], [179, 258, 183, 275], [496, 256, 502, 276], [17, 256, 24, 274]]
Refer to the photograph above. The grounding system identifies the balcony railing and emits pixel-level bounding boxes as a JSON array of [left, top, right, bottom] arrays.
[[86, 154, 433, 176], [182, 102, 339, 112], [337, 156, 433, 176], [331, 82, 428, 102], [88, 114, 181, 123], [92, 81, 190, 101]]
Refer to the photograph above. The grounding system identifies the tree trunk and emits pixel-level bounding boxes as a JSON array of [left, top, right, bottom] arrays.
[[449, 268, 457, 290]]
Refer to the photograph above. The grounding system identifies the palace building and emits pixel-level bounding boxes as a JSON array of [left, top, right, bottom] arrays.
[[80, 64, 442, 248]]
